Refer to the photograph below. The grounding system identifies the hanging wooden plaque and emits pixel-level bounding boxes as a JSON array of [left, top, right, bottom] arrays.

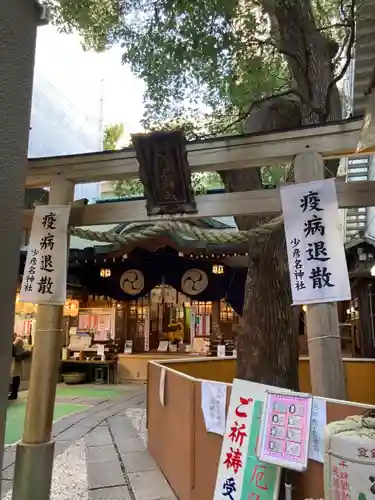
[[131, 130, 197, 216]]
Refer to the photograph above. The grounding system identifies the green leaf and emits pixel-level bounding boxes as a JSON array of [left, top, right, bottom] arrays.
[[103, 123, 125, 150], [49, 0, 350, 142]]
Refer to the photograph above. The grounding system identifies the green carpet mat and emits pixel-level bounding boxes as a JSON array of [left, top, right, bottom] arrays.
[[5, 402, 89, 445], [56, 386, 123, 399]]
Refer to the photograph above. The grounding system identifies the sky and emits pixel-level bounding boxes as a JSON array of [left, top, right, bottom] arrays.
[[33, 24, 146, 146]]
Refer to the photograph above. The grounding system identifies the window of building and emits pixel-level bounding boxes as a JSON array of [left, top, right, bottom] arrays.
[[346, 214, 366, 221], [220, 300, 234, 322], [348, 175, 368, 182], [346, 221, 365, 229], [129, 296, 149, 321], [191, 301, 212, 314]]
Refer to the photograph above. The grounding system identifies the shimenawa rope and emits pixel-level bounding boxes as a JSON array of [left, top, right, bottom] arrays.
[[69, 216, 284, 245]]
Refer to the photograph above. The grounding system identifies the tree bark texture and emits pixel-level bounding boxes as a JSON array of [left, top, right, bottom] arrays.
[[237, 224, 300, 390], [222, 0, 343, 390]]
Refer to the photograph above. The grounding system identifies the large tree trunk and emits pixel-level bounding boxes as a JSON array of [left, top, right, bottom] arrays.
[[238, 224, 300, 389], [222, 0, 343, 390], [221, 98, 302, 389]]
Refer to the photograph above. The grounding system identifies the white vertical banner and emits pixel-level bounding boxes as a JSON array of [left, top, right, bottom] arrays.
[[214, 379, 283, 500], [144, 311, 150, 352], [20, 205, 71, 305], [280, 179, 351, 305], [190, 308, 196, 342]]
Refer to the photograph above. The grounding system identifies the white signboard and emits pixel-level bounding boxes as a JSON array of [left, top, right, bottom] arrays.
[[20, 205, 70, 305], [280, 179, 351, 305], [124, 340, 133, 354], [201, 381, 227, 436], [214, 379, 283, 500], [217, 345, 226, 358]]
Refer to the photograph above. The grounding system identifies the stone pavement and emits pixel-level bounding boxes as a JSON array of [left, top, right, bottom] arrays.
[[1, 385, 176, 500]]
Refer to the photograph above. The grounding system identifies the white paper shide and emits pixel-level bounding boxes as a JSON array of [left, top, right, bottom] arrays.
[[308, 398, 326, 463], [280, 179, 351, 305], [20, 205, 71, 305], [201, 381, 227, 436]]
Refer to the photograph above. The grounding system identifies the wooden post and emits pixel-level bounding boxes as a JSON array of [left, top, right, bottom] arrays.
[[293, 151, 346, 399], [12, 177, 75, 500]]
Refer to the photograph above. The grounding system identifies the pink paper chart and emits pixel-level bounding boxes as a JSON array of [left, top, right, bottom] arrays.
[[261, 392, 310, 466]]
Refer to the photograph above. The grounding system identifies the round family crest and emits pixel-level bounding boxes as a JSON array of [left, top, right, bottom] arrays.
[[181, 269, 208, 295], [120, 269, 144, 295]]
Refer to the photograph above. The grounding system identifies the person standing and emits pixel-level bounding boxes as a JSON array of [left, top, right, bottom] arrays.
[[9, 333, 31, 401]]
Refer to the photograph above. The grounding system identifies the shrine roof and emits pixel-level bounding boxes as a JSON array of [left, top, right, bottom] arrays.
[[345, 234, 375, 251]]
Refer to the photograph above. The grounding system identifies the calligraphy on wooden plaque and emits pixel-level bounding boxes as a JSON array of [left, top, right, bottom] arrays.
[[131, 130, 197, 216]]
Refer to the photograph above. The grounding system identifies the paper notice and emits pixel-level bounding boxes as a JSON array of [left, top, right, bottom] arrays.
[[159, 367, 166, 407], [201, 381, 227, 436], [308, 397, 326, 463]]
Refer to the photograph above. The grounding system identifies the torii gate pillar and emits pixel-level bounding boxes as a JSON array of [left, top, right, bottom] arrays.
[[294, 152, 346, 399], [12, 177, 74, 500]]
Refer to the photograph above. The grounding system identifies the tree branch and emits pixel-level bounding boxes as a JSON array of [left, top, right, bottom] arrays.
[[213, 88, 324, 137], [318, 22, 350, 31], [323, 0, 355, 118], [333, 27, 351, 67], [247, 36, 305, 74]]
